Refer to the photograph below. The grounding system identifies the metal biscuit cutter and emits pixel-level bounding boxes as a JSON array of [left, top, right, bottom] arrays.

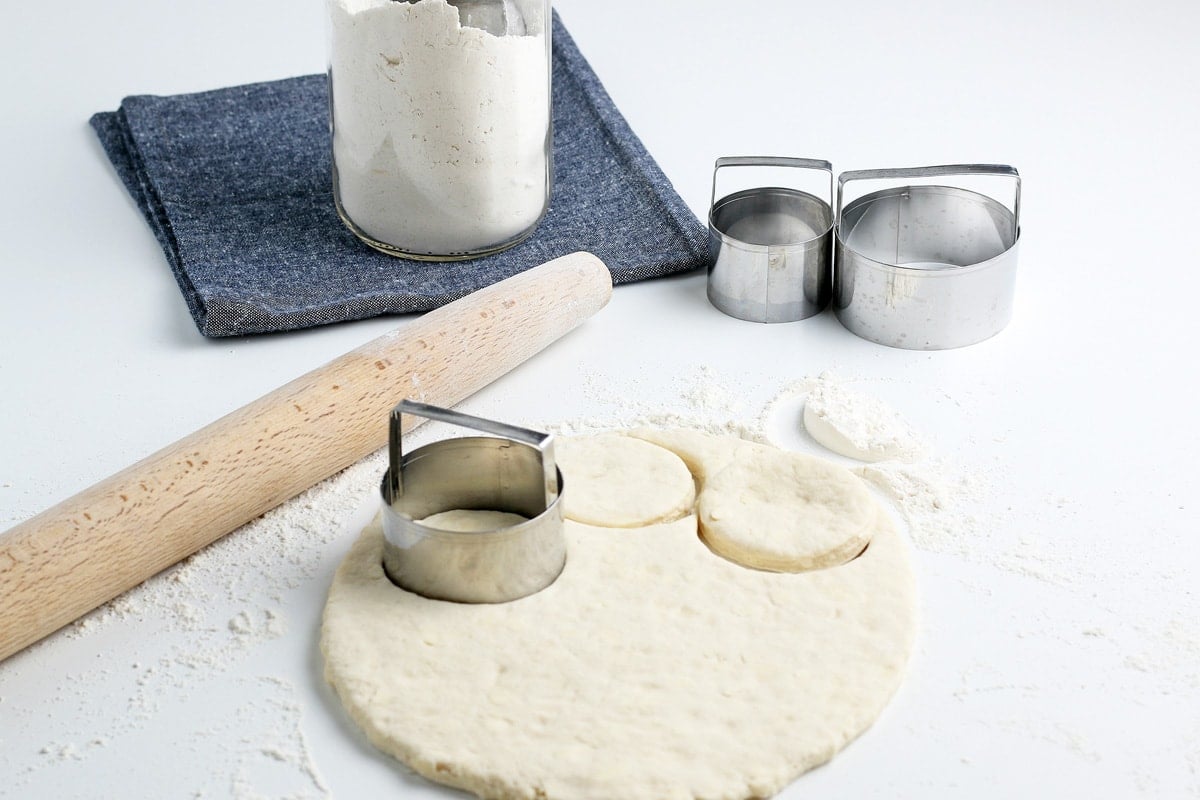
[[706, 156, 834, 323], [834, 164, 1022, 350], [380, 400, 565, 603]]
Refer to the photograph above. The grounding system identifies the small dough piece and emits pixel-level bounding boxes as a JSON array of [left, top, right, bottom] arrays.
[[803, 382, 925, 462], [699, 442, 875, 572], [419, 510, 529, 532], [555, 433, 695, 527]]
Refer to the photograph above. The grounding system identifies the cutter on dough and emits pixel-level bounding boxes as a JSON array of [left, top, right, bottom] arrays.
[[380, 400, 566, 603]]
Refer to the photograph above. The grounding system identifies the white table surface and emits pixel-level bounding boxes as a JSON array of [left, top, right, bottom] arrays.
[[2, 0, 1198, 797]]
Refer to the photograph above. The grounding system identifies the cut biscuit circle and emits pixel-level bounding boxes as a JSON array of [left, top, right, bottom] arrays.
[[555, 433, 695, 527], [418, 510, 529, 531], [698, 442, 876, 572], [627, 427, 763, 483]]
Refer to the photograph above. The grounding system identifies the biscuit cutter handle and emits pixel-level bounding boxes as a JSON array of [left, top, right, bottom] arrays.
[[836, 164, 1022, 238], [0, 252, 613, 663], [710, 156, 834, 212], [388, 400, 558, 508]]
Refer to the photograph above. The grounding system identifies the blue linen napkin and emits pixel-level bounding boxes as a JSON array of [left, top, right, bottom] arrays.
[[90, 13, 707, 337]]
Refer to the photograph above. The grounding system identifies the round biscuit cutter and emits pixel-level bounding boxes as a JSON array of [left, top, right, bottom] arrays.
[[707, 157, 834, 323], [834, 164, 1022, 350], [380, 400, 565, 604]]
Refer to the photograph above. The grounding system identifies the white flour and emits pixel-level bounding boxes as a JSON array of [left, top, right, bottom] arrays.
[[551, 365, 766, 442], [329, 0, 549, 254], [801, 373, 926, 462], [1, 454, 389, 798], [852, 458, 987, 556]]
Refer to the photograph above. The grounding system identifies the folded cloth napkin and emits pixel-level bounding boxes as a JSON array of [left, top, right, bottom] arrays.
[[90, 13, 707, 337]]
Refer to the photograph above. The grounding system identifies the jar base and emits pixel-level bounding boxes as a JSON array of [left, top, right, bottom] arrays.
[[334, 196, 545, 263]]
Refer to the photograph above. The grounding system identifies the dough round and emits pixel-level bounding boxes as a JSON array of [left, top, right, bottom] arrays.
[[628, 427, 758, 483], [698, 443, 876, 572], [418, 510, 529, 532], [324, 431, 912, 800], [554, 433, 695, 527], [802, 382, 925, 463], [322, 513, 915, 800]]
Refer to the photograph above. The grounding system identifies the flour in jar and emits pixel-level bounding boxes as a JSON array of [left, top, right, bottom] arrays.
[[328, 0, 550, 255]]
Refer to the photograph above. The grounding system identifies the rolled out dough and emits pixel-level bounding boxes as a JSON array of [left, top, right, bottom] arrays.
[[419, 510, 529, 531], [321, 430, 917, 800]]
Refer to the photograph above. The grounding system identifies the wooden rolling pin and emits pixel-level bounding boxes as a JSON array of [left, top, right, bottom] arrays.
[[0, 252, 613, 662]]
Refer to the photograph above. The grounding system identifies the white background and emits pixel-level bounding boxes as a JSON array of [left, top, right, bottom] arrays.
[[2, 0, 1198, 797]]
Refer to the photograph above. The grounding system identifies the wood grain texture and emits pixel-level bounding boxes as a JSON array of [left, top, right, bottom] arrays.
[[0, 252, 612, 662]]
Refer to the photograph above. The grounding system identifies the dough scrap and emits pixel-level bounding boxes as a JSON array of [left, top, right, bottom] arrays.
[[554, 433, 695, 527], [802, 382, 925, 462], [698, 442, 876, 572], [322, 430, 916, 800], [419, 510, 529, 531]]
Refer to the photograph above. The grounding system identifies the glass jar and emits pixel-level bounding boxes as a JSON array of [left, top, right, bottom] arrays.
[[327, 0, 552, 261]]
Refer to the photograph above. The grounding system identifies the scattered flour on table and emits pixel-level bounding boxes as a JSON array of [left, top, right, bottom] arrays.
[[552, 364, 766, 441], [230, 677, 331, 800], [2, 448, 396, 796], [853, 459, 987, 556]]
